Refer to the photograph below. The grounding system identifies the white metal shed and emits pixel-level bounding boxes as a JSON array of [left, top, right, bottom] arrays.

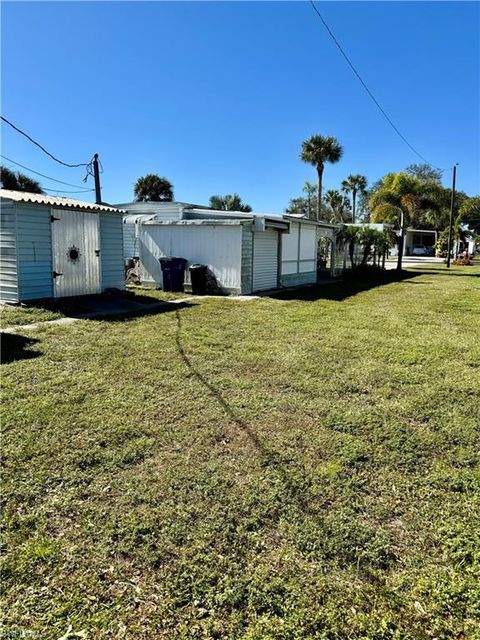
[[0, 190, 125, 302]]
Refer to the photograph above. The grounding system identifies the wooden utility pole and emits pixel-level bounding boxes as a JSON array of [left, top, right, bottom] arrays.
[[446, 164, 458, 268], [93, 153, 102, 204]]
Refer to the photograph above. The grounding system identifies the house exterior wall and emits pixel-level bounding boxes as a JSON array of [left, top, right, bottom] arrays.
[[280, 221, 317, 286], [252, 228, 280, 291], [123, 219, 138, 259], [16, 204, 54, 301], [0, 204, 18, 302], [100, 213, 125, 290], [240, 223, 254, 294], [119, 202, 184, 220], [139, 223, 243, 293]]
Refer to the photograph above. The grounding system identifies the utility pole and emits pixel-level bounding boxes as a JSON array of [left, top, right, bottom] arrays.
[[93, 153, 102, 205], [446, 164, 458, 269], [396, 208, 405, 272]]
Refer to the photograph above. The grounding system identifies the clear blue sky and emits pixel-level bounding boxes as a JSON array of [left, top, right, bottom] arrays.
[[1, 1, 479, 211]]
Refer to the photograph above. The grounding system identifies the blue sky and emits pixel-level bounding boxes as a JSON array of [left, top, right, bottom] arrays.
[[1, 1, 479, 211]]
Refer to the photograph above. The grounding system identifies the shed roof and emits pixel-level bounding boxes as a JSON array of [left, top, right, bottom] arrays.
[[0, 189, 125, 214]]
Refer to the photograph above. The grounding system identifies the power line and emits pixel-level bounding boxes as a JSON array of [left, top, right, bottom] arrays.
[[1, 154, 93, 190], [43, 187, 95, 194], [308, 1, 440, 169], [1, 116, 89, 168]]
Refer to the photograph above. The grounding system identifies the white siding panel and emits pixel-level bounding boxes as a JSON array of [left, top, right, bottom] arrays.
[[100, 213, 124, 290], [139, 224, 242, 291], [299, 225, 317, 260], [0, 204, 18, 302], [299, 260, 315, 273], [282, 223, 299, 261], [252, 228, 279, 291], [16, 205, 53, 301]]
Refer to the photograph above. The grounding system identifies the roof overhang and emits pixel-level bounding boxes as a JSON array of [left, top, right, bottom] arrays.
[[0, 189, 125, 214]]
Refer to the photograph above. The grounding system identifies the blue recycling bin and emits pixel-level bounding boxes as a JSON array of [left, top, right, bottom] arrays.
[[159, 257, 187, 292]]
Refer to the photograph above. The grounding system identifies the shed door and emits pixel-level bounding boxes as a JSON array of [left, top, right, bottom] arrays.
[[252, 228, 279, 291], [51, 210, 101, 298]]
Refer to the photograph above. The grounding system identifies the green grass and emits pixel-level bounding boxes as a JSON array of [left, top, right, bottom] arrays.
[[2, 265, 480, 639], [1, 304, 64, 327]]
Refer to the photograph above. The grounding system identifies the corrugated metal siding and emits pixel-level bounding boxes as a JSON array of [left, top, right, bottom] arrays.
[[51, 209, 101, 298], [252, 228, 279, 291], [123, 220, 138, 259], [1, 189, 123, 213], [139, 224, 242, 292], [0, 204, 19, 302], [120, 202, 184, 220], [100, 213, 124, 290], [16, 205, 53, 301], [241, 223, 253, 294]]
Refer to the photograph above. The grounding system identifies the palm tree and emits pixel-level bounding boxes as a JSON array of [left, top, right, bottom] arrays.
[[300, 135, 343, 220], [134, 174, 173, 202], [0, 165, 44, 193], [341, 174, 368, 223], [324, 189, 352, 223], [209, 194, 252, 212], [370, 172, 438, 271]]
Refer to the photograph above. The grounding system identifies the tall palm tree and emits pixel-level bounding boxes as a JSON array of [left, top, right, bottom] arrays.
[[209, 194, 252, 212], [341, 174, 368, 223], [300, 135, 343, 220], [134, 174, 173, 202]]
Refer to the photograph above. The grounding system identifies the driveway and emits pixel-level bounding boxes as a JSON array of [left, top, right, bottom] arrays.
[[384, 256, 444, 270]]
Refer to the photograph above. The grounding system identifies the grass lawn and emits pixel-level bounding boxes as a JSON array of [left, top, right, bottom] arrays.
[[2, 265, 480, 639]]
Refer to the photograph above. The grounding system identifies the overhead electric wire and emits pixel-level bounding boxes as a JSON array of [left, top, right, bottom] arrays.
[[1, 116, 89, 168], [42, 187, 95, 194], [1, 154, 93, 190], [309, 0, 440, 169]]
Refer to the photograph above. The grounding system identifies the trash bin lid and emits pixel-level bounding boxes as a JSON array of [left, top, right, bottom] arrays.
[[189, 263, 207, 270]]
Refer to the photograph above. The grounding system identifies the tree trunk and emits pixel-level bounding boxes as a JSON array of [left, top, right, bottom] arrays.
[[316, 165, 324, 221], [349, 239, 355, 267], [352, 188, 357, 224]]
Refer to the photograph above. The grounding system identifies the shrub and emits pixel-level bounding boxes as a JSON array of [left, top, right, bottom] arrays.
[[452, 256, 471, 266]]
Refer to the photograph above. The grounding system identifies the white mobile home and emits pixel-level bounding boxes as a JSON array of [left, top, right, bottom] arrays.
[[0, 190, 125, 302], [121, 202, 338, 294]]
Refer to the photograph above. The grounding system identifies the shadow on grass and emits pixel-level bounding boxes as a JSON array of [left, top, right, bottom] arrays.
[[14, 290, 196, 323], [268, 270, 421, 302], [174, 309, 313, 513], [1, 333, 41, 364]]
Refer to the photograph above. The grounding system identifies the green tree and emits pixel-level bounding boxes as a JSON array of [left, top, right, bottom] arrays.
[[458, 196, 480, 234], [300, 135, 343, 220], [369, 172, 438, 271], [302, 181, 317, 219], [209, 194, 252, 212], [405, 163, 443, 184], [341, 174, 368, 223], [324, 189, 352, 223], [134, 174, 173, 202], [0, 165, 44, 193]]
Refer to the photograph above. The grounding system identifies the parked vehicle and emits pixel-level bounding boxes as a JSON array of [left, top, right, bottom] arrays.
[[412, 245, 428, 256]]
